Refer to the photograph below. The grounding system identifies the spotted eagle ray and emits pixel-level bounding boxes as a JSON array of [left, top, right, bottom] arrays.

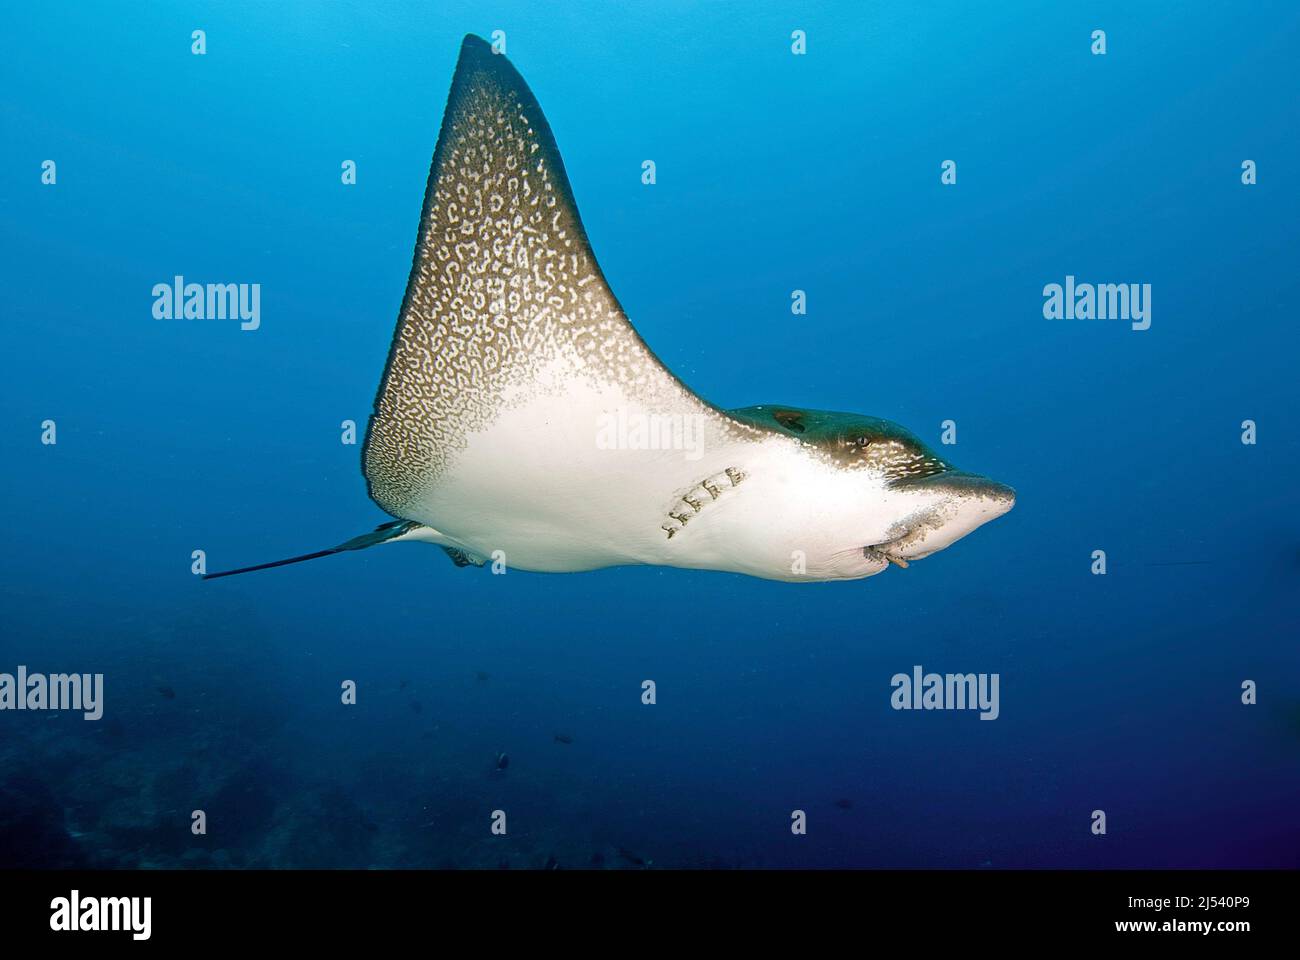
[[205, 35, 1014, 584]]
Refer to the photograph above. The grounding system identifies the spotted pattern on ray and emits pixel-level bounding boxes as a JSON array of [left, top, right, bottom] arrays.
[[363, 36, 756, 516]]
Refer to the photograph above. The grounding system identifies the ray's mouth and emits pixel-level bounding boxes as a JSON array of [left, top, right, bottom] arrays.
[[863, 542, 910, 569]]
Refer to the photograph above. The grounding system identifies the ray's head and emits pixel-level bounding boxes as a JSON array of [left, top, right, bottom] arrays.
[[731, 405, 1015, 579]]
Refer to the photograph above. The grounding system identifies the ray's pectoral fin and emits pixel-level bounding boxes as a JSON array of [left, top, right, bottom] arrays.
[[361, 33, 732, 524], [202, 520, 447, 581]]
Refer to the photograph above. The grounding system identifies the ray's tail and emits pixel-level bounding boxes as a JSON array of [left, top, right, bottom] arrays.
[[202, 520, 426, 580]]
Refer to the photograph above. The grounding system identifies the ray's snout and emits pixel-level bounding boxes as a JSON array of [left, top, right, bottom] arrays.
[[927, 470, 1015, 508], [950, 474, 1016, 531], [886, 469, 1015, 561], [896, 468, 1015, 505]]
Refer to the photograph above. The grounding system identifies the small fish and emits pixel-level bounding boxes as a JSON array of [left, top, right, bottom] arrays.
[[543, 855, 560, 870], [399, 679, 410, 690], [553, 733, 573, 745], [494, 752, 509, 772], [157, 686, 176, 700], [833, 798, 853, 810], [590, 851, 605, 867], [617, 847, 650, 867], [475, 671, 490, 684], [410, 700, 423, 714]]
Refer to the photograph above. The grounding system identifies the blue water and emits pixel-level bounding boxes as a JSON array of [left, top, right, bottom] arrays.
[[2, 1, 1297, 868]]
